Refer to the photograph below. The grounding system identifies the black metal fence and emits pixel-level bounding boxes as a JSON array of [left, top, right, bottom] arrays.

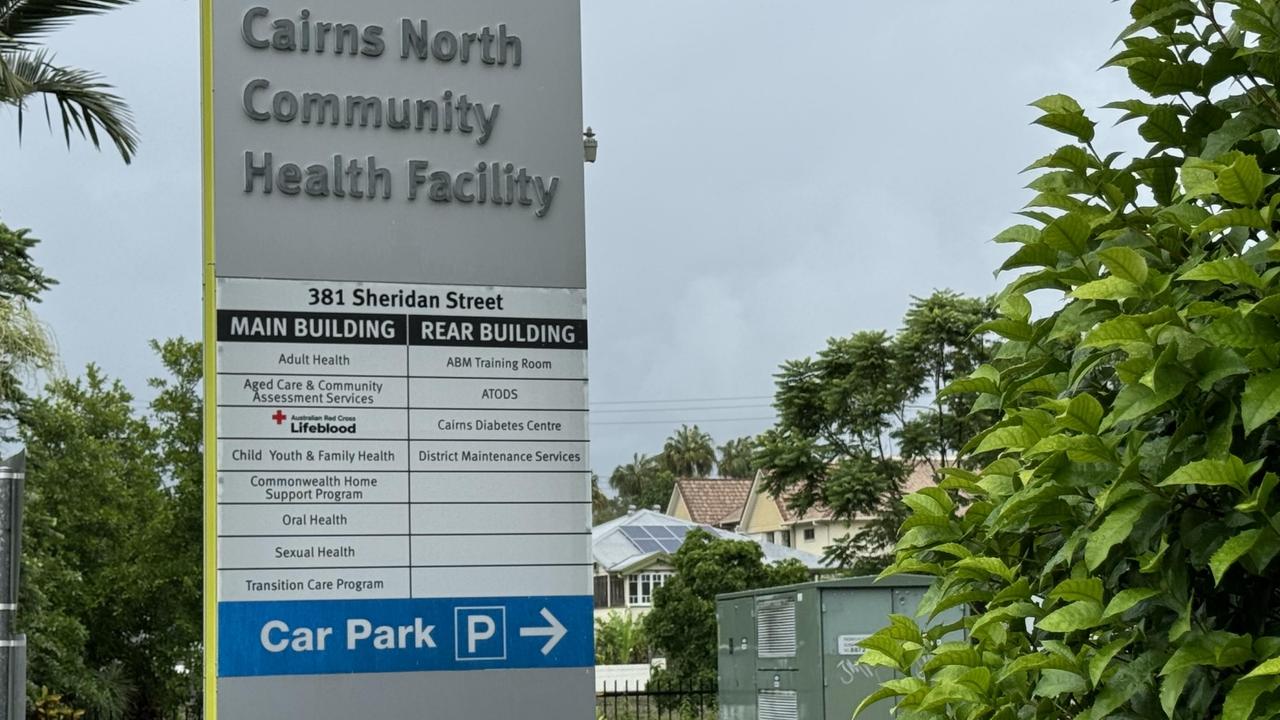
[[595, 680, 716, 720]]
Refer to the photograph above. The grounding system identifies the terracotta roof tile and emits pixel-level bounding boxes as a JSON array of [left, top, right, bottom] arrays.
[[674, 478, 753, 526], [772, 461, 941, 524]]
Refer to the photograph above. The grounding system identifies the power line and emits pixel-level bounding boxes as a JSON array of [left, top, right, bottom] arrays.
[[590, 394, 773, 406], [590, 416, 776, 427], [591, 403, 773, 415]]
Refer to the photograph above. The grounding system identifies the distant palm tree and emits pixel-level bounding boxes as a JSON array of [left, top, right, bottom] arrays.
[[610, 453, 657, 498], [717, 436, 758, 478], [661, 425, 715, 477], [0, 0, 140, 162]]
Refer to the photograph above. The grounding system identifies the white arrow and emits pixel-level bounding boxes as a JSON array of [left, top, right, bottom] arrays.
[[519, 608, 567, 655]]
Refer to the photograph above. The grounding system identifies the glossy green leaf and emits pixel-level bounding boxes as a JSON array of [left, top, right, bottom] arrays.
[[975, 425, 1040, 454], [1035, 112, 1097, 143], [1089, 635, 1135, 686], [903, 487, 955, 517], [1060, 393, 1104, 434], [1000, 242, 1059, 272], [1139, 104, 1184, 146], [1116, 2, 1196, 43], [1000, 293, 1032, 322], [1038, 600, 1103, 633], [1042, 213, 1092, 256], [1178, 257, 1264, 288], [1050, 577, 1104, 605], [1194, 208, 1269, 235], [1081, 316, 1151, 352], [1211, 529, 1264, 585], [1222, 676, 1280, 720], [994, 224, 1040, 244], [1025, 145, 1095, 173], [1161, 665, 1196, 717], [978, 317, 1034, 341], [1203, 110, 1266, 160], [1182, 160, 1220, 197], [1243, 370, 1280, 434], [1086, 497, 1154, 570], [1032, 94, 1085, 115], [1035, 669, 1088, 698], [1099, 246, 1150, 286], [1217, 155, 1267, 206], [1102, 588, 1161, 619], [1199, 313, 1280, 349], [939, 376, 1000, 397], [1237, 473, 1279, 514], [853, 678, 926, 719], [953, 556, 1017, 583], [1160, 457, 1253, 492], [1072, 276, 1141, 301], [1194, 347, 1251, 391], [919, 682, 985, 710], [1245, 657, 1280, 680]]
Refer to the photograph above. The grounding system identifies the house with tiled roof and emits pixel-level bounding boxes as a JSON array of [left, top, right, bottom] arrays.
[[665, 477, 754, 529], [666, 464, 940, 560], [738, 462, 938, 558], [591, 508, 823, 618]]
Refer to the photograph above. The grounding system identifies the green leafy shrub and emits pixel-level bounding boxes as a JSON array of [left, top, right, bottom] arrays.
[[31, 687, 86, 720], [595, 611, 651, 665], [644, 530, 808, 691], [862, 2, 1280, 719]]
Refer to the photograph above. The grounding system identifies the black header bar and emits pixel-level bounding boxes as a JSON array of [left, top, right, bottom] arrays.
[[409, 315, 588, 350], [218, 310, 407, 345], [217, 310, 588, 350]]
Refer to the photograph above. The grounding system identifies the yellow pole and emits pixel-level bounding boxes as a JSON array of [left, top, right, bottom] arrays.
[[200, 0, 218, 716]]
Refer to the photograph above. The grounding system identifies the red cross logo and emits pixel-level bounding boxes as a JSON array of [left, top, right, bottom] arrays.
[[272, 410, 287, 425]]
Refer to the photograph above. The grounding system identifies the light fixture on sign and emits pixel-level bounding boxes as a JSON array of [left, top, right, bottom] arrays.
[[583, 127, 598, 164]]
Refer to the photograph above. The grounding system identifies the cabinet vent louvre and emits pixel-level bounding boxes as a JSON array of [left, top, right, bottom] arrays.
[[756, 597, 797, 658], [758, 690, 799, 720]]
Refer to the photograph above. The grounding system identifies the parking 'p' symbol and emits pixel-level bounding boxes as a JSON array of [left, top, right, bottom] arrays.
[[468, 616, 495, 653], [455, 607, 506, 661]]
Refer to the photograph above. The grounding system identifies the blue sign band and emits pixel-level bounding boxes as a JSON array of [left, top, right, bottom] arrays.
[[219, 596, 594, 677]]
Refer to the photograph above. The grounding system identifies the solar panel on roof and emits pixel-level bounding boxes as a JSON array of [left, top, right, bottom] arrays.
[[668, 526, 691, 538], [657, 538, 684, 554], [620, 526, 651, 541], [634, 539, 662, 554], [645, 526, 676, 539]]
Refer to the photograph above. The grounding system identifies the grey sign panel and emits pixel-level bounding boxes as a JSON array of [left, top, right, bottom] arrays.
[[220, 668, 594, 720], [211, 0, 586, 288], [205, 1, 592, 717]]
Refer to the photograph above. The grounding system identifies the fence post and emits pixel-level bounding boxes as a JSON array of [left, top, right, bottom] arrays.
[[0, 452, 26, 720]]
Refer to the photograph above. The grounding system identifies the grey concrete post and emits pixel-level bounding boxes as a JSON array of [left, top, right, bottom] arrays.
[[0, 452, 26, 720]]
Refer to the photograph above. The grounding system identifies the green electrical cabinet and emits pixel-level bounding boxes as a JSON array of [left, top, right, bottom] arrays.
[[715, 575, 960, 720]]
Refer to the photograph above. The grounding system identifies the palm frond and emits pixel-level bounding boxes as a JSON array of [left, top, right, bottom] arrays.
[[0, 0, 138, 40], [2, 48, 137, 162]]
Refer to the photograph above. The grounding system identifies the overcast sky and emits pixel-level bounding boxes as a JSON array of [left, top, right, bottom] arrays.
[[0, 1, 1135, 483]]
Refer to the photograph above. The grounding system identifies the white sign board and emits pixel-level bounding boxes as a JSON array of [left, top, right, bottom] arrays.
[[837, 634, 869, 656], [201, 1, 591, 718]]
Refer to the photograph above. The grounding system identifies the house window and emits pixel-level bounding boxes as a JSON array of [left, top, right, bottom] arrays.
[[627, 572, 673, 607], [804, 528, 816, 542], [594, 575, 627, 609], [781, 531, 792, 547], [765, 531, 775, 544]]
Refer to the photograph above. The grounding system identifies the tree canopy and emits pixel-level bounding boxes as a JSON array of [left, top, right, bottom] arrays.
[[18, 343, 202, 718], [643, 530, 808, 691], [0, 0, 140, 162], [0, 221, 56, 436], [660, 424, 716, 478], [864, 3, 1280, 718], [756, 291, 994, 572], [717, 436, 759, 478]]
